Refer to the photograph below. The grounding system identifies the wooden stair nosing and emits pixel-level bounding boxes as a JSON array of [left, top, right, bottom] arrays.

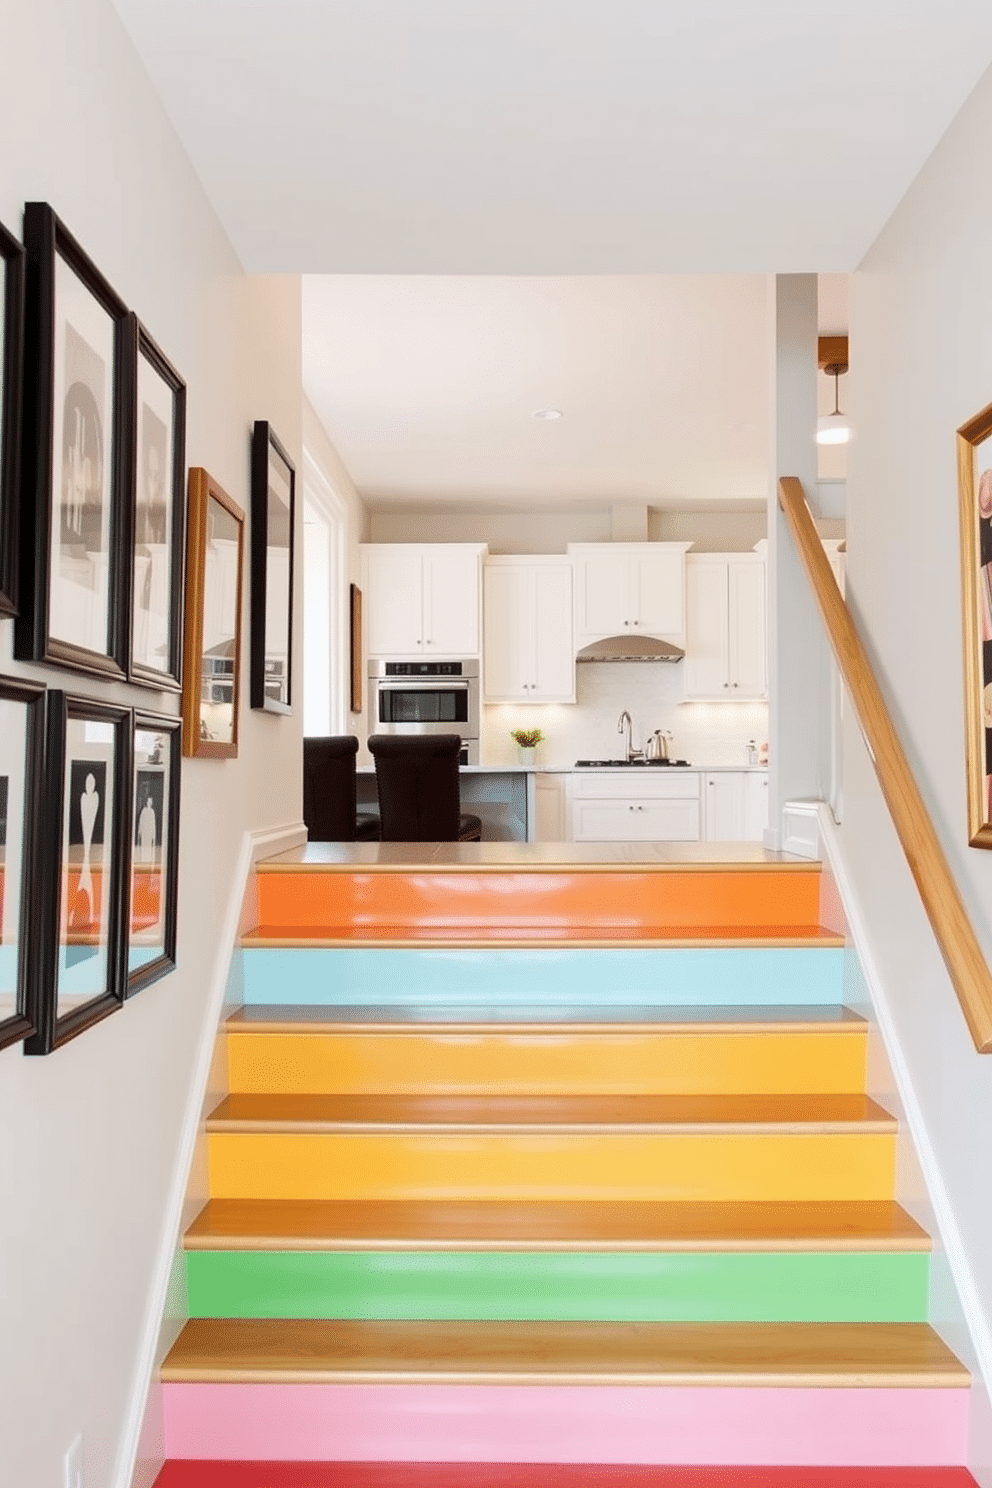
[[256, 850, 823, 875], [242, 925, 846, 949], [160, 1317, 969, 1389], [205, 1092, 897, 1136], [184, 1198, 932, 1254]]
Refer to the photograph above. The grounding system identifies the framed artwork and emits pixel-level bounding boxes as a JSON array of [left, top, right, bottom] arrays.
[[128, 712, 180, 996], [15, 203, 129, 679], [26, 693, 131, 1054], [958, 400, 992, 847], [182, 466, 245, 758], [250, 421, 295, 714], [0, 676, 45, 1051], [129, 317, 186, 690], [350, 583, 362, 713], [0, 217, 25, 618]]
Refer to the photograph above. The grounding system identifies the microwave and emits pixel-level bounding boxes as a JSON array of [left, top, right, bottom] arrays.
[[368, 659, 480, 763]]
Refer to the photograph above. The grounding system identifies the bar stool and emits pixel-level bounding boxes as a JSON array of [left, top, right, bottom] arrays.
[[302, 735, 380, 841], [367, 734, 482, 842]]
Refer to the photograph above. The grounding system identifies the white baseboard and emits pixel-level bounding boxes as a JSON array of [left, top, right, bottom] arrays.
[[113, 821, 305, 1488]]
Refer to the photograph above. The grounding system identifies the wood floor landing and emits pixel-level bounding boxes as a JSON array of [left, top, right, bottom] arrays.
[[161, 1318, 968, 1388], [184, 1198, 931, 1253], [260, 843, 817, 872]]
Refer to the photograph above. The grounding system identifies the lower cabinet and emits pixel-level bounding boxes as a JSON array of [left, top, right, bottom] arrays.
[[530, 773, 567, 842], [702, 771, 769, 842], [570, 772, 701, 842]]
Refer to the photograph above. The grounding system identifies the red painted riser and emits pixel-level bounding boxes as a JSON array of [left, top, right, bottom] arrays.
[[153, 1465, 979, 1487]]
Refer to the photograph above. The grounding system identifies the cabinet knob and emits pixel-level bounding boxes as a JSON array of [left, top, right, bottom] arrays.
[[732, 681, 738, 688], [623, 620, 630, 627]]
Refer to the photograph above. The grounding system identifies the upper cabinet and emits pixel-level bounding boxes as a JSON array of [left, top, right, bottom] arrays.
[[568, 543, 691, 647], [361, 543, 487, 658], [684, 552, 766, 700], [483, 556, 574, 703]]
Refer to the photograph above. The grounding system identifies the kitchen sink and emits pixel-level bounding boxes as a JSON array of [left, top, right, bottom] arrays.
[[574, 758, 691, 767]]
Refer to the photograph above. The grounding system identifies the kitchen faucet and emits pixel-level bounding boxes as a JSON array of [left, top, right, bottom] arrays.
[[617, 710, 643, 762]]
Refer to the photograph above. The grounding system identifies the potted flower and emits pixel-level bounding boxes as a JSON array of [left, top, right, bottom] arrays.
[[510, 727, 545, 765]]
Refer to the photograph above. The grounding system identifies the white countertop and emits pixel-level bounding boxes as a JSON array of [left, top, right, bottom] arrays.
[[359, 763, 768, 774]]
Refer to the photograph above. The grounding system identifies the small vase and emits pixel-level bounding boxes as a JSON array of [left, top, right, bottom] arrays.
[[517, 745, 537, 766]]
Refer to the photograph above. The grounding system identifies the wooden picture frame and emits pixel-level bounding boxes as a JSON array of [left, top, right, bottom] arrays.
[[0, 217, 25, 618], [958, 399, 992, 847], [128, 711, 181, 996], [350, 582, 363, 713], [15, 203, 130, 680], [182, 467, 245, 759], [250, 421, 295, 714], [128, 317, 186, 691], [26, 693, 131, 1054], [0, 675, 46, 1051]]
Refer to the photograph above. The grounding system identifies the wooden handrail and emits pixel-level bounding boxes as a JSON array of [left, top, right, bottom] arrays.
[[778, 475, 992, 1054]]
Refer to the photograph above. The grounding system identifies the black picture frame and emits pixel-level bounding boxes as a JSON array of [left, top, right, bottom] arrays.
[[127, 317, 187, 691], [26, 693, 131, 1054], [15, 202, 130, 680], [250, 421, 295, 715], [0, 675, 45, 1051], [128, 711, 181, 997], [0, 218, 25, 619]]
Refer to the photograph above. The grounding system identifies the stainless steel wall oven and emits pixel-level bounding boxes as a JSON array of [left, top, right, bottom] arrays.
[[368, 660, 480, 763]]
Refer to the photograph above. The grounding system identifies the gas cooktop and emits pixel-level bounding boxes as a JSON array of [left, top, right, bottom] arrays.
[[574, 758, 691, 768]]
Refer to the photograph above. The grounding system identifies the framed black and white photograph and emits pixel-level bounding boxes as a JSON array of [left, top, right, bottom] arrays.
[[250, 421, 295, 714], [26, 693, 131, 1054], [182, 466, 245, 758], [0, 676, 45, 1051], [0, 217, 25, 618], [129, 318, 186, 690], [15, 203, 129, 679], [128, 712, 180, 996]]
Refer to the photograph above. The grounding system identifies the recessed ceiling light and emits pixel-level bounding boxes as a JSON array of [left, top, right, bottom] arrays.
[[531, 408, 563, 421]]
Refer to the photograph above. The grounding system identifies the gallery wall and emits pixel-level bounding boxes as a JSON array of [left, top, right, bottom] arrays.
[[0, 1, 305, 1484], [842, 53, 992, 1477]]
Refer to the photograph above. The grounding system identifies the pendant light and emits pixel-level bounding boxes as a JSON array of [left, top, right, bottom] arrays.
[[816, 359, 852, 445]]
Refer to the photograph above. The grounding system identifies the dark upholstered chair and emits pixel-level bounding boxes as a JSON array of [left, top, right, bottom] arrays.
[[367, 734, 482, 842], [302, 736, 380, 841]]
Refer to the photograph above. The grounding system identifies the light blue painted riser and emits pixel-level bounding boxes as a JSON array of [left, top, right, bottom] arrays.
[[241, 946, 844, 1008]]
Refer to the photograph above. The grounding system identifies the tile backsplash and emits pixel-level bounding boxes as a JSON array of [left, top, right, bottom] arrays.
[[481, 661, 768, 769]]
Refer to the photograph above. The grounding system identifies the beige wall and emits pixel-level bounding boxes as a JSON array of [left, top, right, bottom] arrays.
[[842, 55, 992, 1479], [0, 2, 304, 1484]]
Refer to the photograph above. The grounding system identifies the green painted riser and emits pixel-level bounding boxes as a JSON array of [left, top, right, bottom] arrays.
[[185, 1249, 929, 1324]]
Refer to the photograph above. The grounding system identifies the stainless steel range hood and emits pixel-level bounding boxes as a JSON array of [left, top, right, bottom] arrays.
[[575, 634, 685, 663]]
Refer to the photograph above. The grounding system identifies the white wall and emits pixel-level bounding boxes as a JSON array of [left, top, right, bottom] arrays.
[[0, 2, 304, 1485], [841, 55, 992, 1479], [371, 505, 767, 554]]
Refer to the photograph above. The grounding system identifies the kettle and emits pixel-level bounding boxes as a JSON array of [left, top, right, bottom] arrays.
[[645, 729, 671, 761]]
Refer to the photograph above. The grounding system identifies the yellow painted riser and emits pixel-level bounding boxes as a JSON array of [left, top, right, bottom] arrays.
[[226, 1030, 868, 1097], [207, 1131, 894, 1203]]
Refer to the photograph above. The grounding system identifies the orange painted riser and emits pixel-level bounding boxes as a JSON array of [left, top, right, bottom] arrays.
[[153, 1464, 979, 1486], [254, 870, 823, 934]]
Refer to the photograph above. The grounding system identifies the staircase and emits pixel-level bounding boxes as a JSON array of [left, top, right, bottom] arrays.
[[153, 846, 977, 1487]]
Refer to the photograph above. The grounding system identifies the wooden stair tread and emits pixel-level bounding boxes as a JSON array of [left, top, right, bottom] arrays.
[[258, 844, 822, 872], [243, 925, 845, 948], [185, 1198, 931, 1252], [226, 1003, 865, 1033], [207, 1091, 895, 1134], [161, 1318, 968, 1387]]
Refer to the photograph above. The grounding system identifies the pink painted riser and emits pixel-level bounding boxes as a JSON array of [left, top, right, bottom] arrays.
[[163, 1384, 968, 1466]]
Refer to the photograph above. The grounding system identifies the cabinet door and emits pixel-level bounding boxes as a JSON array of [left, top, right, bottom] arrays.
[[574, 549, 631, 638], [364, 547, 425, 657], [684, 559, 730, 698], [572, 794, 700, 841], [532, 774, 566, 842], [633, 547, 685, 638], [424, 547, 480, 654], [531, 562, 575, 701], [743, 771, 769, 842], [728, 560, 766, 697], [483, 563, 529, 699], [703, 773, 746, 841]]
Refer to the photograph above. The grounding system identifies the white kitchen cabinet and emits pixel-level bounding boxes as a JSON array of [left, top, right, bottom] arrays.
[[362, 544, 486, 657], [531, 772, 567, 842], [702, 770, 769, 842], [484, 556, 574, 702], [570, 770, 701, 842], [684, 553, 766, 700], [568, 543, 691, 647]]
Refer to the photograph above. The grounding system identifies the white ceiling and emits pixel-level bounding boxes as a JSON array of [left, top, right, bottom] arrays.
[[110, 0, 990, 509]]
